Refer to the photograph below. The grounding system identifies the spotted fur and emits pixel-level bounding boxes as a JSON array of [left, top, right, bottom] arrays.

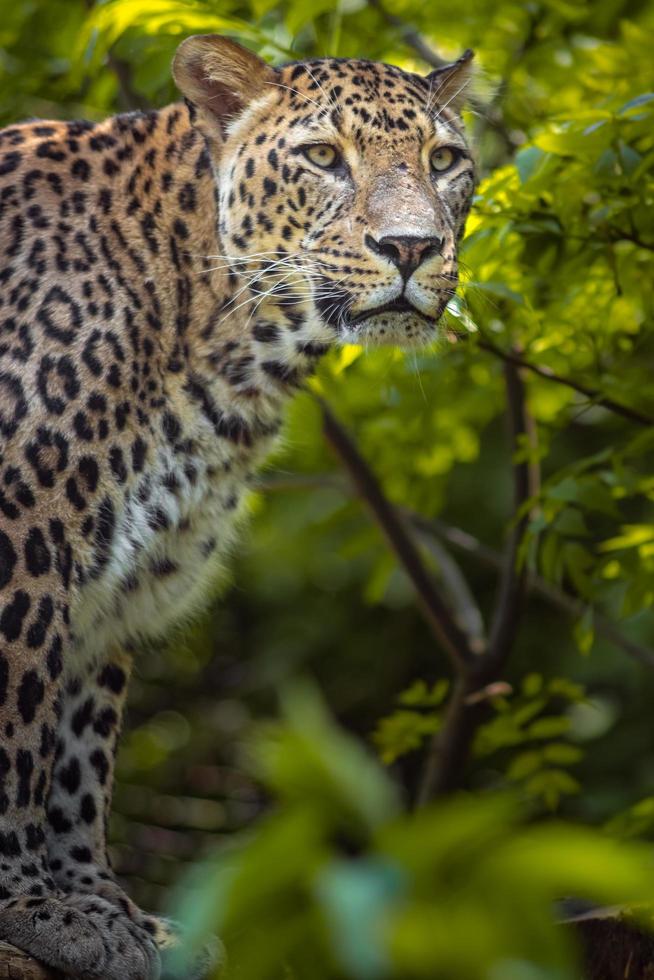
[[0, 35, 475, 978]]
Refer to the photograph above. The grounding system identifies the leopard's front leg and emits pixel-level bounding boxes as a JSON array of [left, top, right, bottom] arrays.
[[0, 575, 159, 980], [45, 648, 134, 905], [46, 648, 214, 979]]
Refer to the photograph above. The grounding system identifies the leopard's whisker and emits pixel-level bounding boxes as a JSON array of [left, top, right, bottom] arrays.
[[267, 80, 328, 115], [303, 64, 342, 114]]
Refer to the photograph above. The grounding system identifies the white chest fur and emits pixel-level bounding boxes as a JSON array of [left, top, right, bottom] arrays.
[[69, 425, 274, 670]]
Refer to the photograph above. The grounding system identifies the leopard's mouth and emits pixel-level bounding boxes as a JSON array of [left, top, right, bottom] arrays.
[[313, 279, 441, 337], [349, 297, 437, 325]]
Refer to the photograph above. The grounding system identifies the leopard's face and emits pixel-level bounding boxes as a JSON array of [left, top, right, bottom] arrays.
[[175, 41, 476, 349]]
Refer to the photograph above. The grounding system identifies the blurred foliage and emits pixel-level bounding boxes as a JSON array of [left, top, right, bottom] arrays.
[[373, 674, 587, 810], [168, 689, 654, 980], [3, 0, 654, 975]]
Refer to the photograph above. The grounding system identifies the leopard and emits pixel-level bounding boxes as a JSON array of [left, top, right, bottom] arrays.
[[0, 33, 476, 979]]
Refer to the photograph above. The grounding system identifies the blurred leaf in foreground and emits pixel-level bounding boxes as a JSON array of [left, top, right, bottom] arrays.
[[168, 688, 654, 980]]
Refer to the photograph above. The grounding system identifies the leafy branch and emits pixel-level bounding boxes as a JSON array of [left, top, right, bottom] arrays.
[[477, 338, 654, 427]]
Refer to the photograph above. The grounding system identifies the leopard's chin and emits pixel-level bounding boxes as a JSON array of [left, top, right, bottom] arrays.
[[340, 316, 439, 348], [339, 308, 441, 348]]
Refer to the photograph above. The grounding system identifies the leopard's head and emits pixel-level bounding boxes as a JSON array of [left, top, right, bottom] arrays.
[[174, 35, 476, 349]]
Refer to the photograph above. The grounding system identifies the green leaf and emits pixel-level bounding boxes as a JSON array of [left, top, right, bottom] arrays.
[[315, 858, 406, 979], [372, 709, 441, 765], [524, 769, 580, 809], [515, 146, 551, 184], [527, 717, 571, 739], [618, 93, 654, 114], [506, 750, 544, 781], [600, 525, 654, 551], [399, 679, 450, 707], [573, 607, 594, 655], [542, 742, 583, 765], [258, 684, 401, 833]]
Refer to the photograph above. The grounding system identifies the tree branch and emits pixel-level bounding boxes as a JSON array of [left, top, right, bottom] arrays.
[[256, 473, 654, 669], [0, 942, 60, 979], [1, 917, 648, 980], [320, 370, 530, 802], [485, 361, 531, 670], [415, 673, 486, 805], [477, 338, 654, 427], [365, 0, 449, 69], [320, 402, 475, 673], [569, 909, 654, 979], [406, 512, 654, 670]]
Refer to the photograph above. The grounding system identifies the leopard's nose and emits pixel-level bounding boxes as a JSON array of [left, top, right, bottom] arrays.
[[365, 233, 443, 280]]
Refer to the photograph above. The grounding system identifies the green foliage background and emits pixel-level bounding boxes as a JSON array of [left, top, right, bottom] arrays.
[[2, 0, 654, 975]]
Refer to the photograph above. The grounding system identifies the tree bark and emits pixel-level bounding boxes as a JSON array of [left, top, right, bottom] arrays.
[[0, 942, 62, 979], [1, 913, 653, 978], [571, 910, 654, 979]]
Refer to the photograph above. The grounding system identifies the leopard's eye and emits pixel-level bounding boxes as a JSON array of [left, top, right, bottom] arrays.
[[302, 144, 340, 169], [430, 146, 460, 174]]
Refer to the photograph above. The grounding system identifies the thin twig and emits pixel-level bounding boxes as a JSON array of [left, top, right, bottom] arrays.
[[320, 402, 475, 673], [607, 227, 654, 253], [478, 338, 654, 427], [107, 53, 152, 111], [414, 530, 486, 654], [82, 0, 150, 110]]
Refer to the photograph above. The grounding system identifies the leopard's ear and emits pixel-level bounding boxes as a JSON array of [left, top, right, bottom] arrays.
[[425, 50, 474, 114], [173, 35, 277, 141]]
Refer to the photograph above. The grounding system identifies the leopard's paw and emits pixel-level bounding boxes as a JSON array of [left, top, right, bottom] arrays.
[[67, 893, 161, 980], [0, 893, 161, 980], [0, 895, 106, 979]]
